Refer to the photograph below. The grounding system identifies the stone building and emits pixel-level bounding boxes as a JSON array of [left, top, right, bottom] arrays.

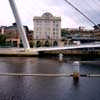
[[0, 24, 20, 47], [33, 12, 61, 47], [0, 23, 33, 47], [61, 27, 100, 45]]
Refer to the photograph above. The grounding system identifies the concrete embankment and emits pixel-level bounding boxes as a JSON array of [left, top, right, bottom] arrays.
[[0, 73, 100, 77], [0, 48, 38, 57], [0, 48, 100, 57], [39, 50, 100, 57]]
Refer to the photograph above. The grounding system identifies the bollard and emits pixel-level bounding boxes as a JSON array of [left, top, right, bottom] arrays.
[[25, 48, 31, 52], [73, 61, 80, 80], [59, 53, 63, 62]]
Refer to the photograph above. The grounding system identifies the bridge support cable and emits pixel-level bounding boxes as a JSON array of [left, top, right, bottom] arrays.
[[9, 0, 30, 50], [64, 0, 100, 30]]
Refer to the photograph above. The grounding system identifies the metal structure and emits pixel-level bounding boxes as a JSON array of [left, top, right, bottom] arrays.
[[31, 43, 100, 52], [64, 0, 100, 30], [9, 0, 30, 50]]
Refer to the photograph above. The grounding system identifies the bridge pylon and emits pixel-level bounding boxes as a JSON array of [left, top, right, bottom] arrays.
[[9, 0, 30, 50]]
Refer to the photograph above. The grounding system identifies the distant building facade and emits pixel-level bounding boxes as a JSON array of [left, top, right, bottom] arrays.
[[33, 12, 61, 47], [0, 23, 33, 47], [61, 27, 100, 45]]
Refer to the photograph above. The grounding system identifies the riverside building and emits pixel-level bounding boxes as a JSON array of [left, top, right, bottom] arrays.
[[33, 12, 61, 47], [0, 23, 33, 47]]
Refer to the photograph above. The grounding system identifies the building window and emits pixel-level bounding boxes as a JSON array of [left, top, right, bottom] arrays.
[[56, 24, 59, 27], [45, 41, 50, 47], [53, 21, 55, 23], [36, 35, 39, 39], [53, 28, 55, 31], [53, 32, 55, 34], [53, 41, 58, 46]]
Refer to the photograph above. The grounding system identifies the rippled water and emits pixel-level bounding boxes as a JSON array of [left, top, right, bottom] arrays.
[[0, 57, 100, 100]]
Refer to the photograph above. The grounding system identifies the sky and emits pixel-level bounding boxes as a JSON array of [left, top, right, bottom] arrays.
[[0, 0, 100, 30]]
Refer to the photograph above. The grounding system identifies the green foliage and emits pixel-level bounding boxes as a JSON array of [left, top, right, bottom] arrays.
[[61, 29, 70, 37], [29, 41, 34, 48], [36, 41, 41, 47], [0, 34, 6, 46]]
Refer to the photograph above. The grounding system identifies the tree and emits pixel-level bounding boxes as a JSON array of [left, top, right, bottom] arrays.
[[61, 29, 70, 37], [0, 34, 6, 46]]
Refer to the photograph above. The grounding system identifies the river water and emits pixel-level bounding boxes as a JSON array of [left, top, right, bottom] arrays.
[[0, 57, 100, 100]]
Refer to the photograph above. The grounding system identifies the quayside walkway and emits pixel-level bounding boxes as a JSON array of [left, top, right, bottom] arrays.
[[31, 43, 100, 52], [0, 43, 100, 56], [0, 73, 99, 77]]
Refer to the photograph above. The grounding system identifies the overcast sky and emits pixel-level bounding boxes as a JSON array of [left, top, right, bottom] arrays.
[[0, 0, 100, 30]]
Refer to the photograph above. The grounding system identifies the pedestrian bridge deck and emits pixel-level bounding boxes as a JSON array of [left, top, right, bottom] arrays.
[[32, 43, 100, 52], [0, 43, 100, 56]]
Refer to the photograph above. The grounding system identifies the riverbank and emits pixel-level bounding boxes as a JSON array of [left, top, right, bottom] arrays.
[[39, 50, 100, 58], [0, 48, 100, 57], [0, 48, 38, 57]]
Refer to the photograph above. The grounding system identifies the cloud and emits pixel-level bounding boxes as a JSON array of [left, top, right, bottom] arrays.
[[0, 0, 100, 30]]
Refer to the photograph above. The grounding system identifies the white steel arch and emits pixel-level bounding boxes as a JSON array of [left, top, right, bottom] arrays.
[[9, 0, 30, 50]]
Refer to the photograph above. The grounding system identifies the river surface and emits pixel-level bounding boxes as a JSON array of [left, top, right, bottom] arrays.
[[0, 57, 100, 100]]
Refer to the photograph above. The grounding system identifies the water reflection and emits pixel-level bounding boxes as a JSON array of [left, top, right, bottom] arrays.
[[73, 79, 80, 88], [0, 57, 100, 100]]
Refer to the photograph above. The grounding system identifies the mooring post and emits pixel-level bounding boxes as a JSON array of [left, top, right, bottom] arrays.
[[59, 53, 63, 62], [73, 61, 80, 80]]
